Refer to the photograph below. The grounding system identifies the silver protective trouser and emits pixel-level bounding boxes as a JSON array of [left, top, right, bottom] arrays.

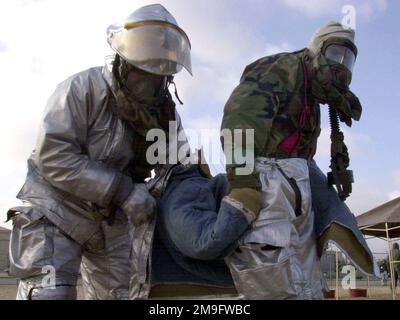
[[225, 157, 324, 300], [9, 207, 132, 300]]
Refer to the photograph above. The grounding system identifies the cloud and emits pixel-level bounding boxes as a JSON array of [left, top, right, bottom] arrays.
[[264, 42, 293, 56], [282, 0, 387, 21], [392, 169, 400, 186], [356, 0, 387, 21], [174, 40, 293, 124], [283, 0, 340, 17], [315, 126, 372, 160], [347, 180, 389, 216], [386, 170, 400, 200], [314, 126, 385, 216], [0, 40, 7, 53], [17, 0, 45, 6], [388, 191, 400, 201]]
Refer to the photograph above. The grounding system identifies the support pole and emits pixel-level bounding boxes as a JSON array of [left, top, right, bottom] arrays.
[[336, 250, 339, 300], [386, 223, 396, 300]]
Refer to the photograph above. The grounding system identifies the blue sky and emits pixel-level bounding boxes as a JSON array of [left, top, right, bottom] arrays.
[[0, 0, 399, 254]]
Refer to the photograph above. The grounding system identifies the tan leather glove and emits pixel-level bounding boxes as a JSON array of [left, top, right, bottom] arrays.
[[225, 166, 263, 222], [225, 188, 262, 223]]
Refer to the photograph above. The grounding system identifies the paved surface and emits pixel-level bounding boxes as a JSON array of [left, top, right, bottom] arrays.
[[1, 273, 398, 300], [0, 282, 399, 300], [0, 284, 84, 300], [0, 274, 84, 299]]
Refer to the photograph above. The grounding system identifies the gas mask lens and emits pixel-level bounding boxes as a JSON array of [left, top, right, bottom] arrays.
[[324, 44, 356, 72]]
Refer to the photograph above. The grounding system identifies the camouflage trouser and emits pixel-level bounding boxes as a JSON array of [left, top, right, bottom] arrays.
[[226, 157, 324, 300], [9, 207, 132, 300]]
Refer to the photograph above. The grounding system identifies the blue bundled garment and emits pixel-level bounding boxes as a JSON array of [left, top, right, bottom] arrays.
[[151, 161, 375, 286]]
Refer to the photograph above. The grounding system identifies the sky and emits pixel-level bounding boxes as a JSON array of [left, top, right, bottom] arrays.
[[0, 0, 399, 255]]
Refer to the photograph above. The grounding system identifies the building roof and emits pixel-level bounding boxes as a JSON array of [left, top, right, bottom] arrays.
[[357, 197, 400, 238], [0, 226, 11, 234]]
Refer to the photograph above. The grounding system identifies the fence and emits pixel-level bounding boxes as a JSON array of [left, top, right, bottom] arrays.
[[321, 250, 399, 299]]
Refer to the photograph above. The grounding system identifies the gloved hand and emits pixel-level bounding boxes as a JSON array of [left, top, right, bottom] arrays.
[[225, 167, 263, 223], [112, 176, 156, 226], [225, 188, 262, 223], [121, 183, 156, 226]]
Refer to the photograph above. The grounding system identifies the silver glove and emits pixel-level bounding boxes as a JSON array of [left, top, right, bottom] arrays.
[[121, 183, 156, 226]]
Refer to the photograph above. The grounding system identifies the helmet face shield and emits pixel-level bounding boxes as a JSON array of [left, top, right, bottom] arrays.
[[109, 21, 192, 76], [324, 44, 356, 72]]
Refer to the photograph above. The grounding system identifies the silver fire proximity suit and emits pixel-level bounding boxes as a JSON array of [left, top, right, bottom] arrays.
[[7, 4, 191, 300], [225, 158, 323, 299], [7, 63, 187, 300]]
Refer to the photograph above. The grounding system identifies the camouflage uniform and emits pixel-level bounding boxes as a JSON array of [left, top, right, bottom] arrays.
[[220, 48, 323, 299], [220, 39, 371, 298]]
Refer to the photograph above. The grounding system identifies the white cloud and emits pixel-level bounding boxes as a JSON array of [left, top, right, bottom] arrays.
[[347, 180, 389, 216], [176, 40, 293, 108], [315, 126, 372, 160], [388, 190, 400, 201], [282, 0, 387, 20], [393, 169, 400, 186], [141, 0, 295, 108], [283, 0, 339, 17], [386, 171, 400, 200], [356, 0, 387, 21], [264, 42, 293, 56], [0, 40, 7, 53], [314, 126, 385, 217]]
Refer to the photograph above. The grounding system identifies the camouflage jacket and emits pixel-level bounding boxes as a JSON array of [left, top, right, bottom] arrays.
[[221, 49, 320, 186]]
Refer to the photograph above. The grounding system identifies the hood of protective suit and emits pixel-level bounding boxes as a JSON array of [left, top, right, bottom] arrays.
[[108, 4, 179, 29], [107, 4, 192, 76], [308, 21, 356, 57]]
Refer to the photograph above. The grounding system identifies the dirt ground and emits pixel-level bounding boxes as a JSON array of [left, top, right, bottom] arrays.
[[0, 284, 398, 300], [0, 284, 84, 300]]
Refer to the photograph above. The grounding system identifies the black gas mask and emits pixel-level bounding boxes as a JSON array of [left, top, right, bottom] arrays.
[[310, 38, 362, 201], [311, 38, 362, 126]]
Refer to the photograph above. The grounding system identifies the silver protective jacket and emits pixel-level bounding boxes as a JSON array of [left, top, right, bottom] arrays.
[[225, 158, 324, 299], [9, 59, 186, 247]]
